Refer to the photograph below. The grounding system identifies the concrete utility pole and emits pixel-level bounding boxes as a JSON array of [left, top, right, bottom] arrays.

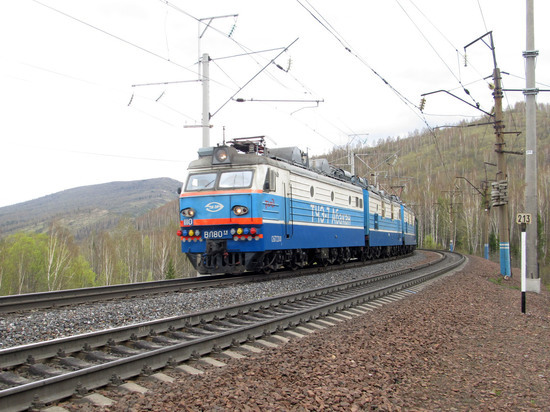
[[524, 0, 540, 292], [348, 150, 356, 175], [442, 190, 460, 252], [201, 53, 211, 148], [482, 182, 490, 260], [463, 32, 511, 277], [492, 66, 511, 278], [456, 176, 490, 260]]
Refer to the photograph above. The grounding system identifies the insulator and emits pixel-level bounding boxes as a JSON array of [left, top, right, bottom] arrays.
[[419, 98, 426, 112]]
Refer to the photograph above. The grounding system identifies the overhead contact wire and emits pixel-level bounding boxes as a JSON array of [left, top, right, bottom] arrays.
[[297, 0, 454, 186]]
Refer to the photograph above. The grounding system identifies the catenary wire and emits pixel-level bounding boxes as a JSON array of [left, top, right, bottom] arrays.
[[397, 0, 484, 109], [31, 0, 196, 77], [296, 0, 455, 186], [476, 0, 489, 32]]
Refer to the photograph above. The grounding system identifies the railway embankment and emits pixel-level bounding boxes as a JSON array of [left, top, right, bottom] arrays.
[[59, 255, 549, 411]]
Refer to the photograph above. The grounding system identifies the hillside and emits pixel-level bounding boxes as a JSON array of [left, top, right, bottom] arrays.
[[0, 177, 181, 238], [321, 102, 550, 280], [2, 104, 549, 295]]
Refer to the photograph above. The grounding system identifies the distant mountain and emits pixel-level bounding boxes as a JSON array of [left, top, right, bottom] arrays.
[[0, 178, 182, 238]]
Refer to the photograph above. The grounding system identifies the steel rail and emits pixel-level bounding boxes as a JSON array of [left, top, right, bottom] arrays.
[[0, 253, 411, 314], [0, 252, 462, 412], [0, 273, 237, 314], [0, 252, 438, 369]]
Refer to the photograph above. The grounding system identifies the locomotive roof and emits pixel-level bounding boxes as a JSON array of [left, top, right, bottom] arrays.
[[188, 143, 413, 210]]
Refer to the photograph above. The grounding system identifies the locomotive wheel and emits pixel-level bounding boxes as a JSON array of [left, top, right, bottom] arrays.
[[335, 249, 343, 265], [319, 259, 329, 267], [365, 248, 373, 260], [261, 252, 275, 274], [342, 247, 351, 263], [329, 248, 338, 265], [288, 249, 307, 270]]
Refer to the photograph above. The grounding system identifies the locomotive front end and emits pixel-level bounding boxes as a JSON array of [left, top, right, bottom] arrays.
[[178, 146, 266, 274]]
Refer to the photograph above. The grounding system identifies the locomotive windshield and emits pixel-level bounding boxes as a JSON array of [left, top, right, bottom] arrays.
[[219, 170, 253, 188], [186, 172, 217, 191], [185, 170, 254, 191]]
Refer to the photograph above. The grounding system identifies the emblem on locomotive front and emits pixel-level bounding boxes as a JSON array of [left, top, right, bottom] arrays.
[[205, 202, 224, 212]]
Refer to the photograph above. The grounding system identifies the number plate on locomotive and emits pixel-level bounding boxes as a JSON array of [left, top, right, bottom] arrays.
[[203, 229, 232, 239]]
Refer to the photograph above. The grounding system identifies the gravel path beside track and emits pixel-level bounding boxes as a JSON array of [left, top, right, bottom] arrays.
[[62, 255, 550, 411]]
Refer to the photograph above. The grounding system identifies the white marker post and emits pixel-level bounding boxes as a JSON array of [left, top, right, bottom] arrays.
[[516, 212, 531, 313], [521, 222, 527, 313]]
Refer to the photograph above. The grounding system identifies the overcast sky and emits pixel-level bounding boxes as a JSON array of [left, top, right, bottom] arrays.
[[1, 0, 549, 207]]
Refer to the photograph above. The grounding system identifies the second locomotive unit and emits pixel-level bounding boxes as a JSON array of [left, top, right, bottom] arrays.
[[177, 137, 416, 274]]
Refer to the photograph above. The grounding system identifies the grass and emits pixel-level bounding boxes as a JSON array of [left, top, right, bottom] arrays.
[[488, 275, 520, 290]]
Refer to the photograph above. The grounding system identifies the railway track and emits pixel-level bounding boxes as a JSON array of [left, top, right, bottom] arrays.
[[0, 251, 464, 412], [0, 253, 410, 314]]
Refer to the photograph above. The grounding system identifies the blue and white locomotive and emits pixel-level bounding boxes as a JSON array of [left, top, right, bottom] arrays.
[[177, 137, 416, 274]]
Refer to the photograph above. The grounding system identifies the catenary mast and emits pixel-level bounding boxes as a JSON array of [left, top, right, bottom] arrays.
[[524, 0, 540, 292]]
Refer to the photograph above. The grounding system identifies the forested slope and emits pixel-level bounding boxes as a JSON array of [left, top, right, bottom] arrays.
[[0, 178, 193, 296], [0, 177, 181, 238], [2, 103, 548, 295], [322, 102, 550, 281]]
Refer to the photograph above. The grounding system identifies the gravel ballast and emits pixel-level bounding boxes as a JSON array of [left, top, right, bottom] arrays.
[[62, 255, 550, 411], [0, 252, 431, 349]]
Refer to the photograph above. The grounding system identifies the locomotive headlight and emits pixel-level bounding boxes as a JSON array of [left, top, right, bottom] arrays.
[[181, 207, 196, 217], [215, 149, 228, 162], [232, 205, 249, 216], [213, 147, 231, 164]]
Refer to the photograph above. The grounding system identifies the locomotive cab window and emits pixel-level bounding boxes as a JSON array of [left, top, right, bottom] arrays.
[[263, 169, 277, 192], [185, 172, 217, 191], [185, 170, 254, 191], [219, 170, 254, 189]]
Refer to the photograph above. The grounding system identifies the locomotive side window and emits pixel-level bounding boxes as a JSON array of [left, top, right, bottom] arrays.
[[263, 169, 277, 192], [186, 172, 217, 191], [219, 170, 254, 189]]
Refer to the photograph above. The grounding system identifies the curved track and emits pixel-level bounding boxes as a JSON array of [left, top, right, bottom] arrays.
[[0, 253, 412, 314], [0, 252, 464, 412]]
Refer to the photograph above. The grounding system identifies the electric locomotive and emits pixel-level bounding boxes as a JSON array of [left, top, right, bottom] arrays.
[[177, 137, 416, 274]]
